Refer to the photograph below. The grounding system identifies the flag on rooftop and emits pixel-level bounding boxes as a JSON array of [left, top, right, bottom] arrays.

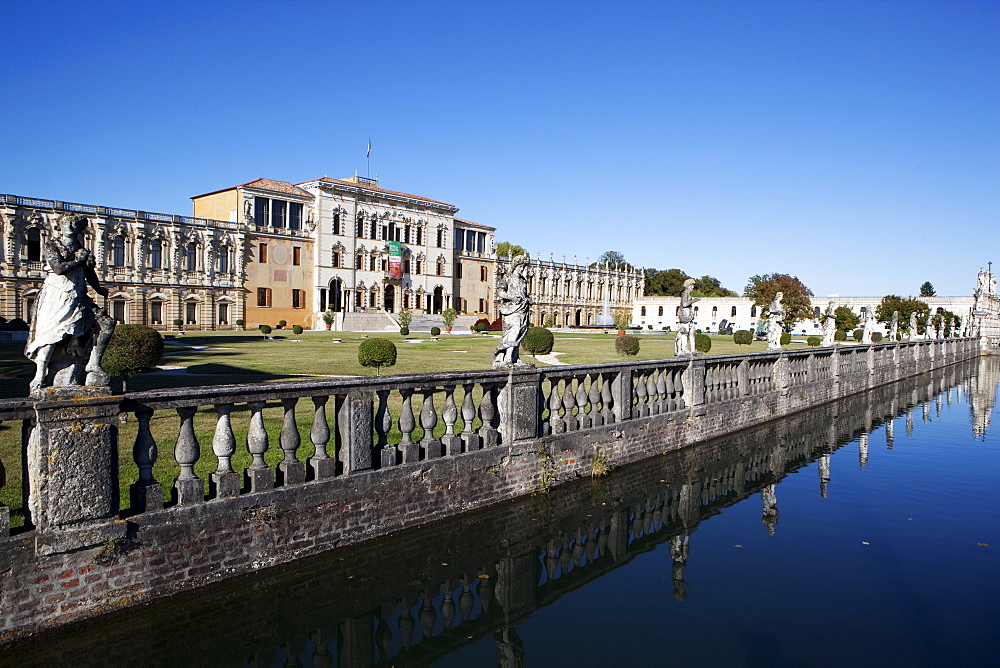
[[366, 139, 371, 159]]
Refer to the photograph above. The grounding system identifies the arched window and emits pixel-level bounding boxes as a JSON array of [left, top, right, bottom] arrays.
[[658, 306, 664, 316], [814, 306, 821, 317], [112, 235, 126, 267], [25, 228, 41, 262], [751, 306, 757, 317], [149, 239, 162, 269], [731, 306, 737, 317], [640, 306, 646, 316]]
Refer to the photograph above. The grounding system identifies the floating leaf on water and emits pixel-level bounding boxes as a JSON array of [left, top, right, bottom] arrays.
[[862, 541, 870, 545], [734, 544, 743, 548], [977, 543, 989, 547]]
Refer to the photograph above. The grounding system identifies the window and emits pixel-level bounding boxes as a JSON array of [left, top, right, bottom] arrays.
[[112, 235, 126, 267], [658, 306, 664, 316], [436, 229, 444, 248], [814, 306, 821, 317], [355, 214, 364, 237], [732, 306, 737, 317], [289, 202, 302, 230], [369, 255, 377, 271], [403, 258, 410, 274], [332, 251, 341, 268], [356, 253, 363, 269], [185, 242, 197, 271], [712, 306, 718, 318], [272, 200, 287, 228], [404, 225, 411, 244], [355, 291, 362, 308], [477, 232, 485, 253], [292, 289, 304, 308], [25, 228, 41, 261], [259, 243, 268, 263], [218, 303, 229, 325], [149, 239, 162, 269], [479, 298, 486, 312], [254, 197, 269, 227], [641, 307, 647, 316], [436, 261, 444, 276], [415, 227, 422, 246], [750, 306, 757, 317], [257, 287, 272, 307], [454, 229, 464, 250], [293, 247, 301, 266], [218, 246, 230, 274], [332, 213, 341, 235], [381, 258, 387, 271], [860, 306, 867, 313], [185, 302, 197, 325], [150, 301, 163, 325], [480, 266, 489, 282], [112, 300, 126, 324], [416, 260, 423, 274]]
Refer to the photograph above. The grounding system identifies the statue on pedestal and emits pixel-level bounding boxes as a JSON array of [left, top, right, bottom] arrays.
[[909, 312, 919, 341], [675, 278, 699, 356], [821, 301, 837, 346], [861, 308, 876, 344], [25, 214, 115, 394], [492, 255, 532, 369], [889, 311, 899, 342], [766, 292, 784, 351]]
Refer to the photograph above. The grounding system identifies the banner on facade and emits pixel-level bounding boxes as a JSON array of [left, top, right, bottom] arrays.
[[388, 240, 402, 279]]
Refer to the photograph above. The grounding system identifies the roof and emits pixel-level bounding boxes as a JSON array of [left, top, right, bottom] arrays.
[[192, 178, 314, 200], [299, 177, 456, 209], [453, 216, 495, 231]]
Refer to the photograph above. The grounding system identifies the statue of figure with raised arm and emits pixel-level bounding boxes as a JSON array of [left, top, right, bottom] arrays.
[[675, 278, 699, 356], [766, 292, 785, 351], [25, 213, 115, 393], [821, 301, 837, 346], [492, 255, 533, 369], [909, 312, 919, 341], [889, 311, 899, 342], [861, 308, 876, 344]]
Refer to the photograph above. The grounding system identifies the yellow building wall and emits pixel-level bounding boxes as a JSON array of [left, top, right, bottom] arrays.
[[244, 236, 316, 329], [457, 258, 494, 317], [192, 191, 239, 222]]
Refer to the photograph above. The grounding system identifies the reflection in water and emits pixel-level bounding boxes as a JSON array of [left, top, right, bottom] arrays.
[[4, 358, 997, 666]]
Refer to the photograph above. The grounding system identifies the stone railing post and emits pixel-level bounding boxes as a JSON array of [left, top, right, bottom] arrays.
[[774, 355, 790, 396], [337, 389, 374, 474], [682, 359, 706, 412], [28, 388, 126, 554], [612, 367, 633, 422], [737, 359, 750, 396], [499, 369, 541, 443], [866, 345, 877, 387]]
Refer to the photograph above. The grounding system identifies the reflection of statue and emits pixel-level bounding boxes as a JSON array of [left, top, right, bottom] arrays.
[[494, 626, 524, 668], [766, 292, 784, 351], [889, 311, 899, 342], [821, 301, 837, 346], [492, 255, 532, 369], [761, 484, 779, 536], [669, 534, 690, 602], [25, 214, 114, 393], [675, 278, 699, 356], [909, 312, 918, 341]]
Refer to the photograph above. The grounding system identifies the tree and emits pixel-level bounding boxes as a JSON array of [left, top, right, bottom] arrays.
[[834, 306, 860, 333], [593, 250, 633, 271], [920, 282, 936, 297], [931, 309, 961, 336], [522, 326, 554, 360], [496, 242, 528, 258], [874, 296, 929, 332], [102, 325, 164, 392], [692, 275, 738, 298], [615, 334, 640, 357], [743, 274, 814, 331], [644, 268, 691, 296], [358, 338, 397, 375]]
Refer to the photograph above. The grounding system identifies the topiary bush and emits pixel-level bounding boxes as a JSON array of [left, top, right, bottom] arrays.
[[780, 332, 791, 346], [522, 326, 554, 359], [733, 330, 753, 346], [615, 334, 640, 357], [695, 332, 712, 353], [430, 326, 441, 336], [358, 338, 397, 375], [277, 320, 287, 329], [292, 325, 303, 335], [173, 318, 184, 330], [102, 324, 164, 392], [399, 326, 410, 336], [834, 330, 847, 341], [236, 319, 245, 327], [853, 329, 864, 341], [807, 336, 821, 347], [871, 332, 883, 343], [259, 325, 272, 338]]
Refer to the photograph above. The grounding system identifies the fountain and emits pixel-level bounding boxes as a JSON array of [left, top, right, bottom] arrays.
[[595, 292, 614, 327]]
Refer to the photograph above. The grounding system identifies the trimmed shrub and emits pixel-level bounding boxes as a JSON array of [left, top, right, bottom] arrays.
[[733, 330, 753, 346], [102, 324, 164, 391], [277, 320, 287, 329], [292, 325, 303, 335], [695, 332, 712, 353], [871, 332, 883, 343], [615, 334, 640, 357], [430, 326, 441, 336], [259, 325, 272, 337], [235, 319, 245, 327], [399, 327, 410, 336], [522, 326, 554, 358], [807, 336, 821, 347], [489, 318, 503, 331], [473, 318, 491, 332], [834, 330, 847, 342], [173, 318, 183, 328], [853, 329, 863, 341], [358, 338, 397, 374], [780, 332, 791, 346]]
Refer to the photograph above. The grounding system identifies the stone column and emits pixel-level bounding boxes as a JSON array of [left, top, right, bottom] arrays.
[[337, 390, 374, 474], [498, 370, 541, 443], [683, 358, 706, 412], [28, 388, 126, 554]]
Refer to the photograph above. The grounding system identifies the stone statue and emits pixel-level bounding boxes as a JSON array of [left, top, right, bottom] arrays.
[[861, 308, 876, 344], [909, 312, 919, 341], [924, 315, 933, 340], [243, 198, 253, 223], [25, 214, 115, 393], [766, 292, 784, 351], [821, 301, 837, 346], [675, 278, 699, 356], [889, 311, 899, 342], [492, 255, 532, 369]]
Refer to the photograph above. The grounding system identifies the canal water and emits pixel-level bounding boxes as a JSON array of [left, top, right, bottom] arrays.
[[4, 358, 998, 667]]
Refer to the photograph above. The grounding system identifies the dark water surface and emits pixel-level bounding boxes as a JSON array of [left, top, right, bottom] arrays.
[[4, 358, 998, 667]]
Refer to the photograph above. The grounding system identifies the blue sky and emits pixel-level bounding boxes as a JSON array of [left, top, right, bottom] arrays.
[[2, 0, 997, 297]]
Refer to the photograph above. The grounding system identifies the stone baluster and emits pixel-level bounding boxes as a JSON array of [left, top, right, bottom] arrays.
[[441, 583, 456, 629], [173, 406, 203, 504], [573, 528, 586, 567], [442, 385, 462, 455], [397, 389, 419, 463], [309, 395, 336, 478], [374, 389, 395, 467], [376, 605, 394, 662], [278, 398, 305, 485], [635, 370, 649, 417], [310, 629, 333, 668], [0, 426, 7, 536], [576, 376, 589, 428], [655, 369, 667, 413], [588, 374, 603, 427], [419, 390, 442, 459], [600, 372, 614, 424], [545, 539, 559, 581], [587, 524, 600, 561], [548, 379, 564, 434], [398, 597, 416, 649], [130, 407, 163, 512], [210, 403, 239, 498], [662, 368, 676, 411], [559, 535, 572, 573], [459, 576, 475, 624], [245, 401, 274, 492], [562, 378, 578, 431], [460, 383, 481, 451], [479, 383, 499, 447], [419, 590, 437, 638], [646, 370, 659, 415]]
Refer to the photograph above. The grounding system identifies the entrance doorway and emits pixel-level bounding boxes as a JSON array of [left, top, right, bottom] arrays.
[[384, 284, 395, 313]]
